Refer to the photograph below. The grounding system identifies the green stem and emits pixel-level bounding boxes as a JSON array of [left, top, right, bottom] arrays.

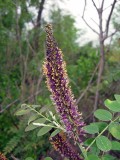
[[77, 143, 88, 159], [86, 115, 120, 152], [33, 123, 59, 129], [27, 105, 65, 131]]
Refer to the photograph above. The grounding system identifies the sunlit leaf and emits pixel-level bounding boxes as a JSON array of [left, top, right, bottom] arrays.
[[31, 105, 40, 108], [33, 123, 47, 126], [32, 118, 46, 124], [94, 109, 112, 121], [37, 126, 52, 136], [109, 123, 120, 140], [83, 124, 99, 134], [28, 114, 39, 125], [104, 99, 120, 112], [25, 118, 46, 132], [25, 123, 39, 132], [96, 136, 112, 152]]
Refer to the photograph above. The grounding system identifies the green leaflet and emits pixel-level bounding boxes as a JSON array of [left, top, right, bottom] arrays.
[[25, 118, 46, 132], [83, 124, 99, 134], [104, 99, 120, 112], [94, 109, 112, 121], [37, 125, 52, 136], [109, 123, 120, 140], [96, 136, 112, 152]]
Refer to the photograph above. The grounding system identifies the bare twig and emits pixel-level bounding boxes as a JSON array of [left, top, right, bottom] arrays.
[[103, 4, 112, 11], [104, 0, 117, 40], [91, 0, 98, 11], [82, 0, 87, 19], [103, 0, 120, 11], [82, 0, 99, 35], [106, 30, 118, 41], [91, 18, 99, 27]]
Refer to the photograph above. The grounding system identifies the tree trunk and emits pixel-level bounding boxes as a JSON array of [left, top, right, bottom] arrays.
[[94, 41, 105, 112], [93, 9, 105, 117]]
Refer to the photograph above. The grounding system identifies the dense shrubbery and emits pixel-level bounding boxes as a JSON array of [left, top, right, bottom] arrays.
[[0, 1, 120, 160]]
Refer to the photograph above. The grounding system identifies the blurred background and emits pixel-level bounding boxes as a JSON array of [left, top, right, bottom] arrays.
[[0, 0, 120, 159]]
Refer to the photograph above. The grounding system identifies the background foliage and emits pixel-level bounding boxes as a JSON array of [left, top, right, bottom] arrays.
[[0, 0, 120, 160]]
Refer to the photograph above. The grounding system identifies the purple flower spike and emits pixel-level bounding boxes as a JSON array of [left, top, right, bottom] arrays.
[[50, 132, 83, 160], [43, 24, 85, 142]]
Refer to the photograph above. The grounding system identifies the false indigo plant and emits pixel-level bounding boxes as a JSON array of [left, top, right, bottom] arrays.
[[43, 24, 85, 143], [15, 24, 120, 160]]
